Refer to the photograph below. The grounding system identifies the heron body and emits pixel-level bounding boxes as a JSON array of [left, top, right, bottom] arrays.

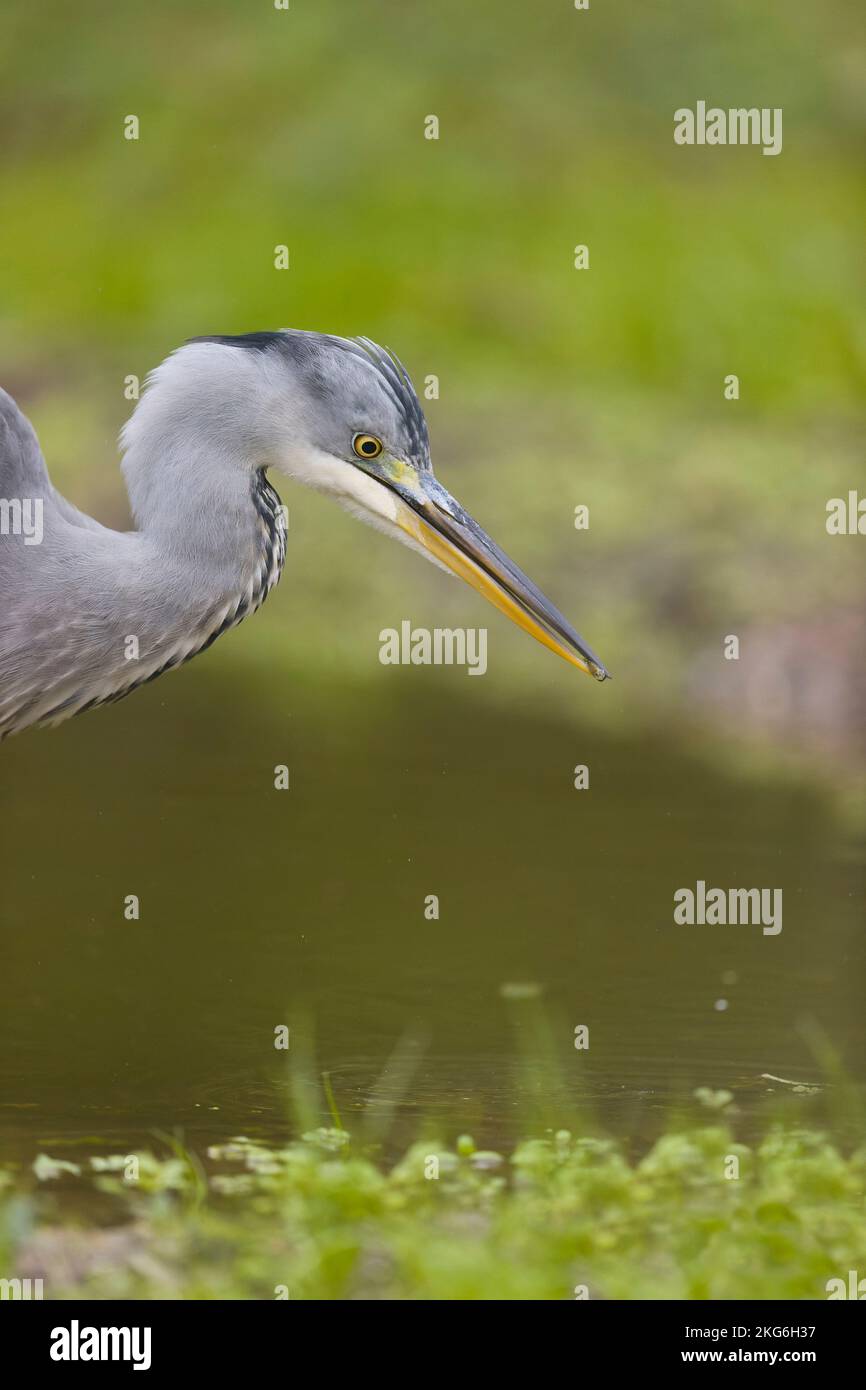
[[0, 331, 608, 741]]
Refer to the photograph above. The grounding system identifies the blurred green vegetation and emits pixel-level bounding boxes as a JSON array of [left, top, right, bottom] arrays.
[[4, 1115, 866, 1299], [2, 0, 863, 402], [4, 990, 865, 1302], [1, 0, 863, 742]]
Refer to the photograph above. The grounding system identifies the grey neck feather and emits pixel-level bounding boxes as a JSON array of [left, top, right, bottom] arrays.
[[0, 361, 287, 738]]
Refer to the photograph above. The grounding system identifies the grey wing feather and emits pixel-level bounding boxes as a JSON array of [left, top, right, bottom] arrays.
[[0, 388, 51, 495], [0, 388, 106, 532], [0, 390, 115, 738]]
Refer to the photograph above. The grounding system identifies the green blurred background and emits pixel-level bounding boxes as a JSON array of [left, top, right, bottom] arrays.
[[1, 0, 863, 753], [1, 1, 864, 1163]]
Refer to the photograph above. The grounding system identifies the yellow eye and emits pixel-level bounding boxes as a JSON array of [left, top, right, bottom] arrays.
[[352, 433, 383, 460]]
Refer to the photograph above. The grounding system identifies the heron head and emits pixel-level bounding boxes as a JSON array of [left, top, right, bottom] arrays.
[[145, 330, 610, 680]]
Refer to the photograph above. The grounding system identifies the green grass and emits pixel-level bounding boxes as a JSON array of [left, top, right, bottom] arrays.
[[2, 1110, 865, 1300]]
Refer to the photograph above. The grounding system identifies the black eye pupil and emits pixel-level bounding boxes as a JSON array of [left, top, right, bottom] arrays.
[[362, 440, 377, 454]]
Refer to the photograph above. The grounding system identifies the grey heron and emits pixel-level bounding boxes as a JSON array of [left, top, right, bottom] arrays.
[[0, 330, 608, 740]]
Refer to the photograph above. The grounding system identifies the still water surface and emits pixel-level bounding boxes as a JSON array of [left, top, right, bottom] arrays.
[[1, 666, 863, 1164]]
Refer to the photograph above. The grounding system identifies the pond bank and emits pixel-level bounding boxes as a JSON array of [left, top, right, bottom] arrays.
[[3, 1109, 865, 1300]]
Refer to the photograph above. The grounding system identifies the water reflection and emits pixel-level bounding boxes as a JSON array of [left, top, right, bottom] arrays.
[[1, 665, 863, 1163]]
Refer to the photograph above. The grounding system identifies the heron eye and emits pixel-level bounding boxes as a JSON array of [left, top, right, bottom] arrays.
[[352, 433, 383, 460]]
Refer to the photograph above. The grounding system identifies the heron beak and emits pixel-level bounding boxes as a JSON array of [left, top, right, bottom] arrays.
[[367, 459, 609, 680]]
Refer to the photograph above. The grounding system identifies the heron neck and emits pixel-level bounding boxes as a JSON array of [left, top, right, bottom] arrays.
[[119, 434, 287, 657], [122, 437, 263, 561], [1, 434, 286, 740]]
